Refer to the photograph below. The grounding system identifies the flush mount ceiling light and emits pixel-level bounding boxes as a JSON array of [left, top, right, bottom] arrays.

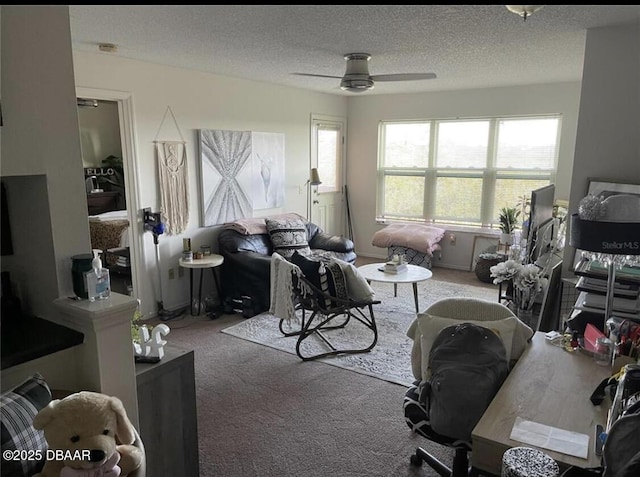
[[98, 43, 118, 53], [506, 5, 544, 21]]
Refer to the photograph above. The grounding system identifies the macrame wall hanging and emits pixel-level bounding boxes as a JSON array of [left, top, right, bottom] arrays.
[[153, 106, 189, 235]]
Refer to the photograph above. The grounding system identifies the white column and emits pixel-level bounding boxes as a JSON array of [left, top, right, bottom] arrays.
[[51, 293, 139, 427]]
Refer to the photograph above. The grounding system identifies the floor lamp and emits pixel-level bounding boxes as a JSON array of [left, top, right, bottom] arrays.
[[569, 213, 640, 361], [306, 168, 321, 221]]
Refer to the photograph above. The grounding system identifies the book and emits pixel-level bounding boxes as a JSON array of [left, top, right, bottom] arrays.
[[384, 263, 408, 274]]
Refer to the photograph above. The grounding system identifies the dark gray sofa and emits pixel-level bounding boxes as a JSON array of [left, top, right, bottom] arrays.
[[217, 221, 356, 316]]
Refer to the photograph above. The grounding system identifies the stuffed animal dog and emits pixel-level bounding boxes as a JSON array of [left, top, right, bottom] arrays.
[[33, 391, 143, 477]]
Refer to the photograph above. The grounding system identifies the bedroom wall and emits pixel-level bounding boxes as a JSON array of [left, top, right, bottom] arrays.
[[346, 82, 582, 270], [72, 50, 348, 316], [78, 100, 122, 168]]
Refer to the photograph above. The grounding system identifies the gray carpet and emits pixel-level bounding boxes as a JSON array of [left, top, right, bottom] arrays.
[[163, 273, 499, 477], [221, 279, 498, 387]]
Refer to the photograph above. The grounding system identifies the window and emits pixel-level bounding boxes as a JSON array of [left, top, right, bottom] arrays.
[[315, 122, 342, 194], [377, 115, 560, 228]]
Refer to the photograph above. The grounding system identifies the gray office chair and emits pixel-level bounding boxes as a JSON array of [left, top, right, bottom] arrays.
[[404, 297, 533, 477]]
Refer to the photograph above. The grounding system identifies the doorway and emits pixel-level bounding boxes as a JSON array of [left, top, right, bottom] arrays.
[[76, 88, 141, 301], [310, 114, 346, 236]]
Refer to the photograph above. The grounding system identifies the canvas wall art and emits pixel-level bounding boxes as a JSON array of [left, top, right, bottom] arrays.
[[251, 132, 285, 211], [199, 129, 285, 226], [199, 129, 253, 226]]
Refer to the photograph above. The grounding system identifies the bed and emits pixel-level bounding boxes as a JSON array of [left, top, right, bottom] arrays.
[[88, 210, 130, 267]]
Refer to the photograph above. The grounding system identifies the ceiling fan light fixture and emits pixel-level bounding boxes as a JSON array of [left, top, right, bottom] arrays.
[[294, 52, 435, 93], [506, 5, 544, 21], [340, 77, 374, 93]]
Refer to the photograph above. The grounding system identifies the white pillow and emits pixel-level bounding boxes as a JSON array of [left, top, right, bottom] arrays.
[[330, 258, 375, 302], [417, 314, 517, 383]]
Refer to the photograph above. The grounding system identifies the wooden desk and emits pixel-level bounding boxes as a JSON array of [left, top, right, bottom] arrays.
[[472, 332, 611, 475]]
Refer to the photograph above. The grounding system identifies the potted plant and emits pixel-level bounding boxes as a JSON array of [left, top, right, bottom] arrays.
[[498, 206, 520, 244]]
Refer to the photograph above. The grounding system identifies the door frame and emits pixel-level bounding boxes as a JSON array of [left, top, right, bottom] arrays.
[[76, 87, 142, 302], [310, 113, 347, 234]]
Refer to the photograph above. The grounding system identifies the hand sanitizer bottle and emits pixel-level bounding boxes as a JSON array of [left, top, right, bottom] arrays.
[[86, 250, 110, 301]]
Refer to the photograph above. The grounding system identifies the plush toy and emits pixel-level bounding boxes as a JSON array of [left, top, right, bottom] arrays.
[[32, 391, 143, 477]]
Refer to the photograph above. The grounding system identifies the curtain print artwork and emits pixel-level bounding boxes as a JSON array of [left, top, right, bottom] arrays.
[[200, 129, 285, 226], [200, 129, 252, 226]]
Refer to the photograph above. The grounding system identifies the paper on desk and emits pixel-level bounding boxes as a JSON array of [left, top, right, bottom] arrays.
[[510, 416, 589, 459]]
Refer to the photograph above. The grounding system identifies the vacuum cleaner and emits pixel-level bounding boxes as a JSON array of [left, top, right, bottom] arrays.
[[143, 208, 185, 321]]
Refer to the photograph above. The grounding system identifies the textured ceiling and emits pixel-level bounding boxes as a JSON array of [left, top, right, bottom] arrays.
[[68, 5, 640, 96]]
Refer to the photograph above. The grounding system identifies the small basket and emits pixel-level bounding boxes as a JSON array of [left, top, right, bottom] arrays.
[[475, 255, 502, 283]]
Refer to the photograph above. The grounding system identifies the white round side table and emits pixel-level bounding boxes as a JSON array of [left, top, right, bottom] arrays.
[[178, 254, 224, 316]]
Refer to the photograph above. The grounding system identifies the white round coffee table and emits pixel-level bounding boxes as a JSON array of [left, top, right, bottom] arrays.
[[357, 263, 433, 313]]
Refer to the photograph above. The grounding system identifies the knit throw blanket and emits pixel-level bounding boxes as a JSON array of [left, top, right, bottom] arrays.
[[372, 223, 445, 255], [269, 253, 302, 322]]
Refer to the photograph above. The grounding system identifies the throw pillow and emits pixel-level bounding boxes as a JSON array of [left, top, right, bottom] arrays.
[[290, 251, 324, 291], [290, 251, 348, 309], [416, 314, 517, 383], [323, 259, 348, 306], [330, 257, 375, 303], [265, 217, 311, 259], [1, 373, 52, 477]]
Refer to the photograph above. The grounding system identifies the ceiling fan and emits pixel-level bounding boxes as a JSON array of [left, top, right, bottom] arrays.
[[294, 53, 437, 93]]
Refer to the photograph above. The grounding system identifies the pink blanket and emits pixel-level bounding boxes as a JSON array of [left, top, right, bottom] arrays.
[[223, 212, 307, 235], [372, 224, 446, 256]]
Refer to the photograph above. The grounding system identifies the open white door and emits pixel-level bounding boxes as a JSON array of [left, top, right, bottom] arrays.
[[310, 114, 346, 236], [76, 87, 141, 302]]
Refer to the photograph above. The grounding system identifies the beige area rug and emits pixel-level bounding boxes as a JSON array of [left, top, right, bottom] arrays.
[[222, 278, 498, 387]]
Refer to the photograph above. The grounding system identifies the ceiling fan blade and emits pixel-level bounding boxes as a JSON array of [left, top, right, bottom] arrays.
[[292, 73, 343, 79], [371, 73, 437, 82]]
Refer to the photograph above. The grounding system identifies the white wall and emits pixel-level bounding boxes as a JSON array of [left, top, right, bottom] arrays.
[[79, 100, 122, 168], [564, 21, 640, 273], [346, 83, 582, 270], [1, 6, 90, 314], [72, 51, 347, 316]]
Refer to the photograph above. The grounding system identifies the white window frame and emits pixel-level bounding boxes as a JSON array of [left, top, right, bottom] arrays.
[[376, 115, 561, 229]]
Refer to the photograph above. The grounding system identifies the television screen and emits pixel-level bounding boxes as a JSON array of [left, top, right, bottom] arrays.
[[526, 184, 555, 264], [1, 181, 13, 256], [529, 184, 555, 231]]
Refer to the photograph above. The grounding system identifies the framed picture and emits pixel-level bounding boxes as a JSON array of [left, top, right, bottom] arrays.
[[587, 178, 640, 199], [199, 129, 286, 226], [470, 235, 500, 271]]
